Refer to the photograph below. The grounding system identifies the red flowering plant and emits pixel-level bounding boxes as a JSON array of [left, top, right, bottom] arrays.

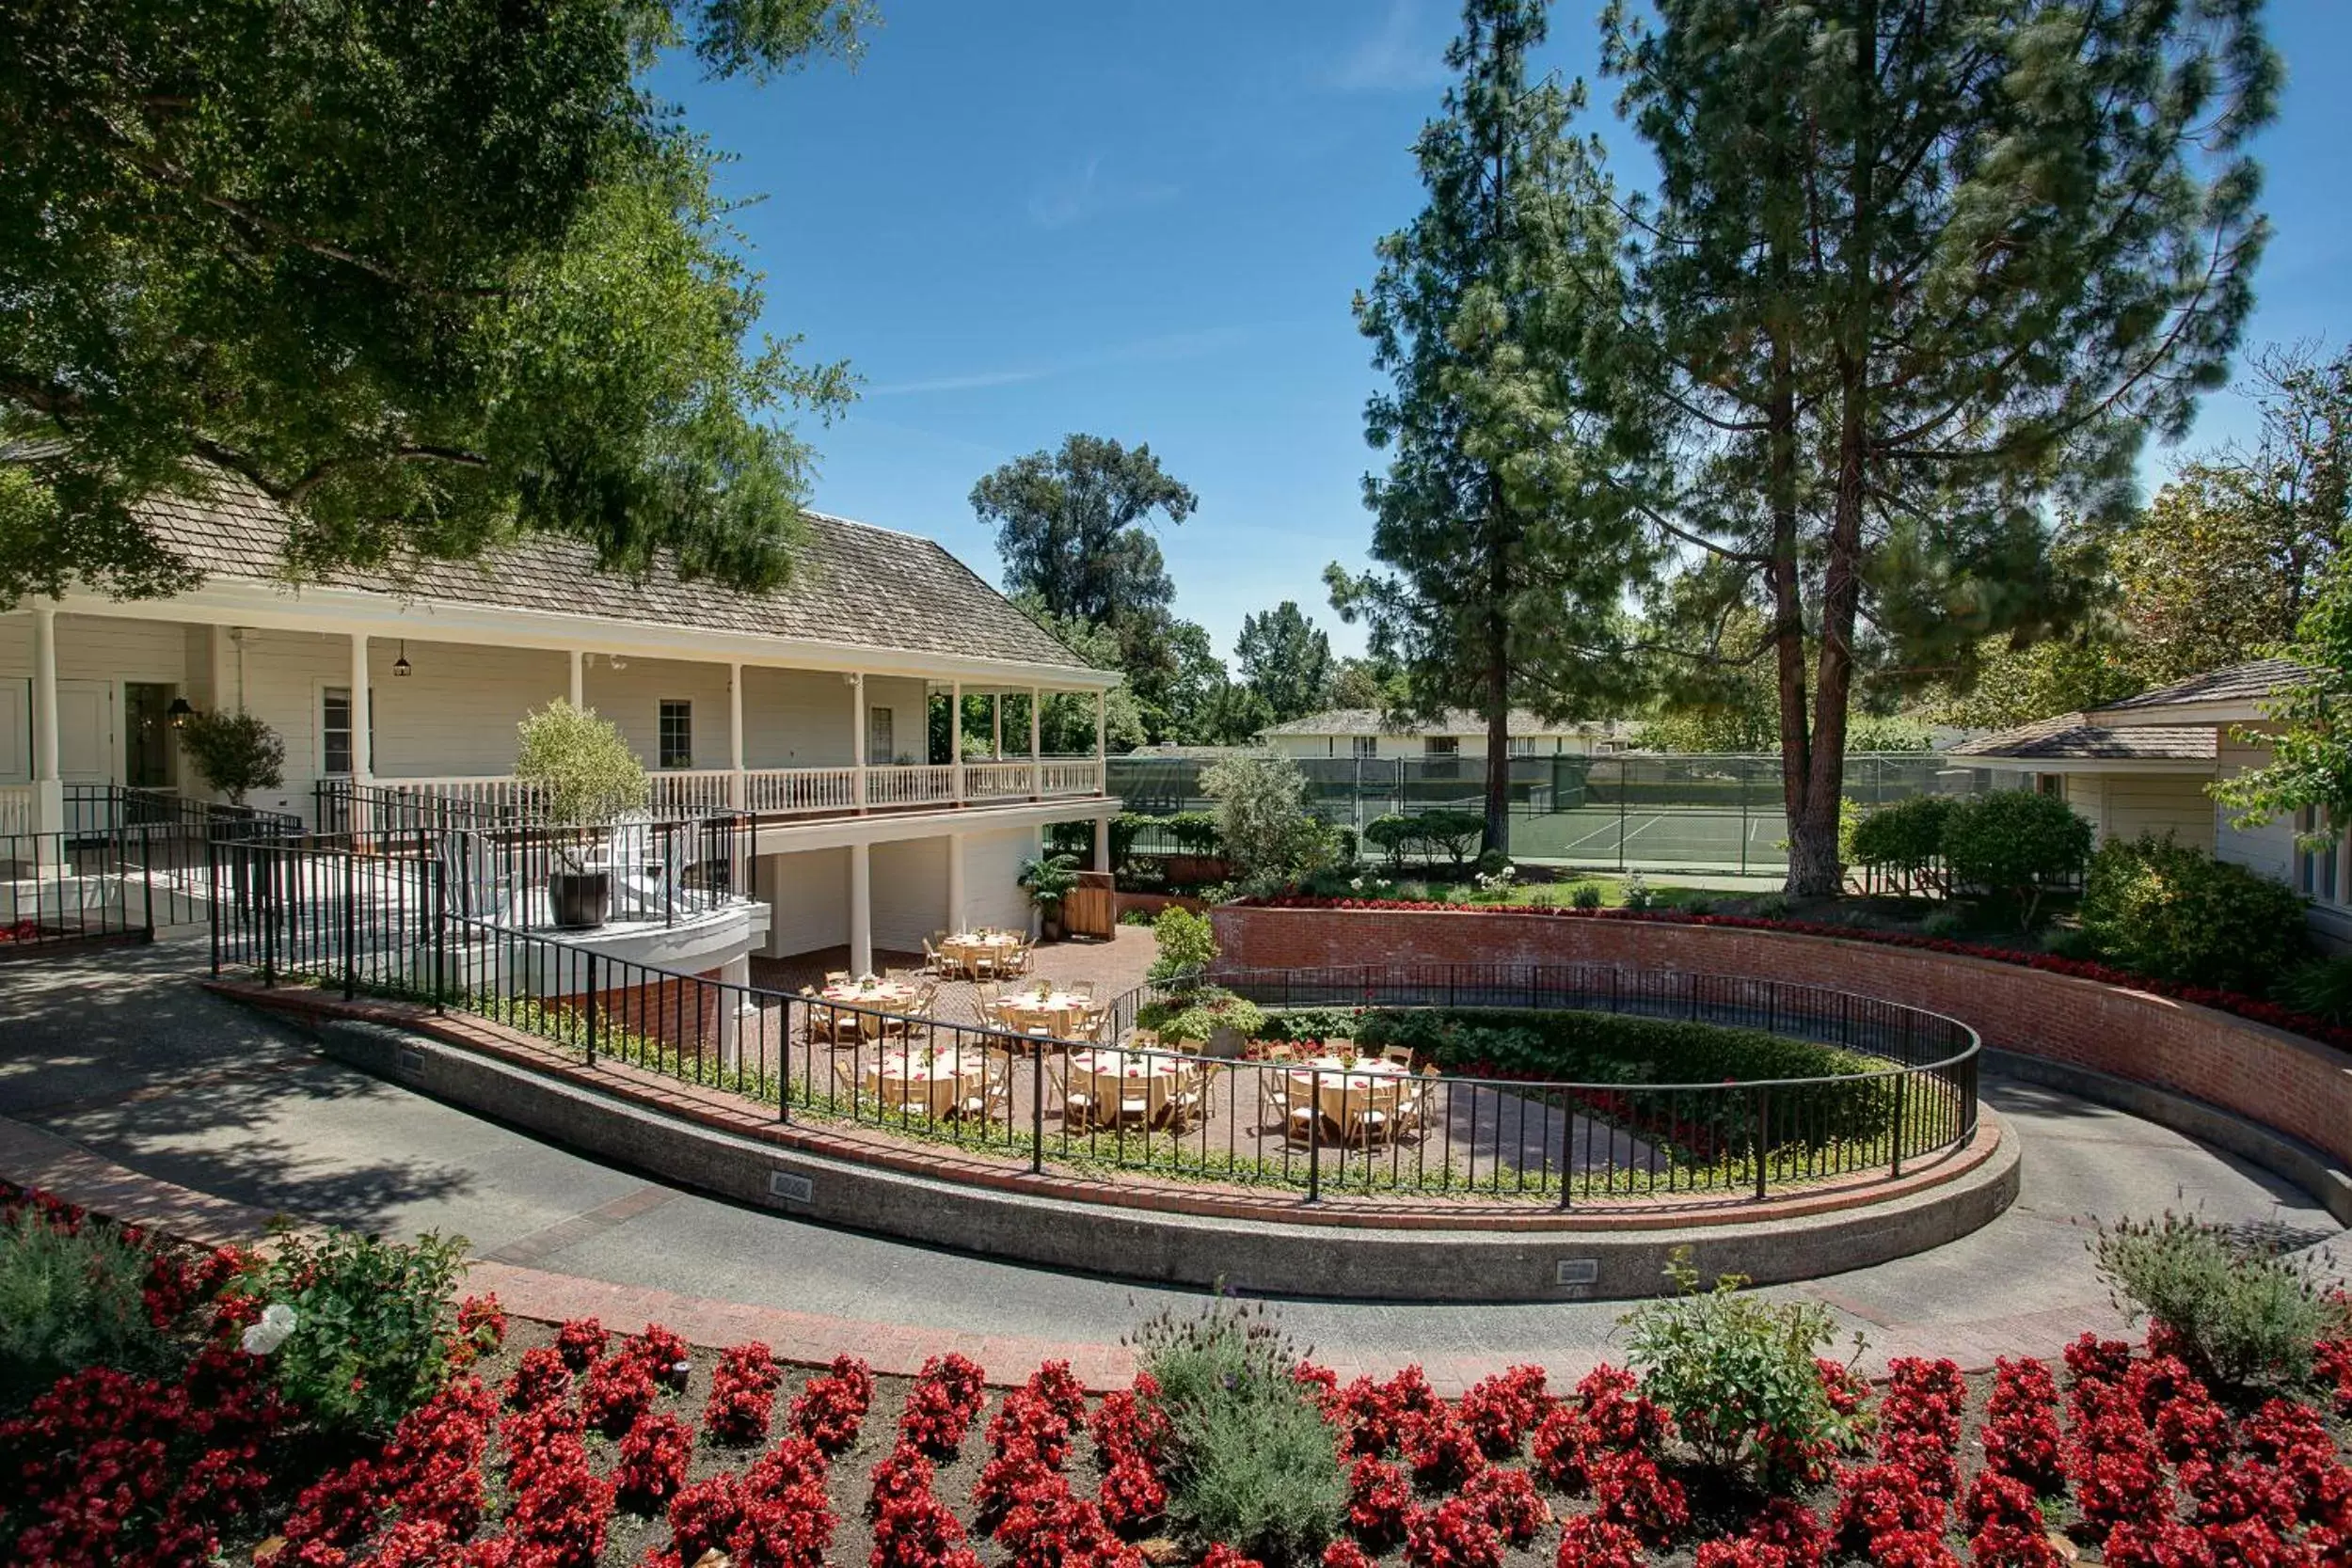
[[1089, 1372, 1171, 1467], [1873, 1357, 1965, 1499], [993, 1469, 1125, 1568], [1590, 1449, 1691, 1546], [1347, 1454, 1416, 1550], [500, 1443, 616, 1568], [1402, 1495, 1506, 1568], [1322, 1539, 1379, 1568], [503, 1345, 573, 1412], [1098, 1446, 1170, 1533], [787, 1353, 875, 1454], [1556, 1513, 1649, 1568], [1456, 1364, 1552, 1459], [552, 1316, 608, 1373], [621, 1323, 693, 1390], [1983, 1356, 2067, 1496], [1966, 1470, 2069, 1568], [1833, 1461, 1948, 1563], [580, 1349, 659, 1437], [664, 1471, 747, 1564], [449, 1293, 507, 1368], [727, 1475, 834, 1568], [613, 1409, 694, 1512], [1403, 1402, 1489, 1492], [704, 1339, 785, 1446], [1459, 1464, 1551, 1545], [1531, 1404, 1603, 1492], [898, 1351, 990, 1459]]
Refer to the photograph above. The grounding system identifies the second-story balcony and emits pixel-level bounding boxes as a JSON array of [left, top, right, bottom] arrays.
[[323, 756, 1106, 832]]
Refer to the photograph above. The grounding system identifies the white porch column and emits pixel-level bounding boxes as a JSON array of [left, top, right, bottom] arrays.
[[991, 692, 1002, 759], [946, 832, 966, 933], [349, 632, 372, 782], [1092, 813, 1111, 874], [850, 671, 866, 812], [1094, 689, 1107, 794], [1028, 685, 1042, 799], [569, 649, 584, 708], [848, 840, 873, 976], [949, 679, 963, 803], [30, 603, 62, 834], [718, 951, 755, 1069], [728, 661, 745, 810]]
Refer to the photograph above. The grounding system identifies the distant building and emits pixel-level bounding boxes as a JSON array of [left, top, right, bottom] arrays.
[[1948, 658, 2339, 947], [1257, 708, 1630, 762]]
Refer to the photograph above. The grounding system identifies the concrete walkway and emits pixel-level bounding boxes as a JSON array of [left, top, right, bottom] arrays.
[[2, 942, 2340, 1387]]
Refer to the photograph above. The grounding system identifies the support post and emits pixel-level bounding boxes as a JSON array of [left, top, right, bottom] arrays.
[[950, 679, 964, 802], [1028, 684, 1041, 800], [569, 649, 585, 708], [991, 692, 1002, 759], [30, 602, 62, 834], [848, 840, 872, 977], [851, 672, 866, 813], [1094, 689, 1106, 794], [729, 660, 746, 811], [349, 632, 372, 784], [1092, 813, 1111, 875], [946, 832, 966, 934], [719, 951, 753, 1071]]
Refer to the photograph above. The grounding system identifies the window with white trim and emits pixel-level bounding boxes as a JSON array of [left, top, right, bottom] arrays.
[[658, 700, 692, 769], [1508, 736, 1538, 756], [1351, 735, 1378, 759], [2297, 807, 2344, 907], [1423, 736, 1459, 757], [867, 706, 894, 765], [321, 686, 374, 777]]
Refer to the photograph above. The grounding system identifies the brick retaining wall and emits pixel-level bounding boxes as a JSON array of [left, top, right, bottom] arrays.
[[1213, 905, 2352, 1172]]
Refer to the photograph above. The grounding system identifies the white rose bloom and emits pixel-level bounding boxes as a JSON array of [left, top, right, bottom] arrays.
[[242, 1302, 299, 1355]]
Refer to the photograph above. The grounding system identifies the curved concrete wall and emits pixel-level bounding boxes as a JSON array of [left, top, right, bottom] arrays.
[[1214, 906, 2352, 1200]]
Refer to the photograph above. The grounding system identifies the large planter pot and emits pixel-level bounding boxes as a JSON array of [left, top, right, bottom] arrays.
[[548, 871, 611, 930], [1202, 1024, 1249, 1060]]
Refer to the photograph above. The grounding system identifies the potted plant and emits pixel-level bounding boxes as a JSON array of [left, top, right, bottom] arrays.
[[178, 710, 286, 807], [1140, 989, 1266, 1060], [515, 700, 649, 930], [1017, 851, 1080, 941]]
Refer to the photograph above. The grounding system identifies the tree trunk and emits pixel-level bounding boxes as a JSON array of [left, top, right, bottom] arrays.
[[1765, 300, 1813, 897], [1483, 608, 1512, 858]]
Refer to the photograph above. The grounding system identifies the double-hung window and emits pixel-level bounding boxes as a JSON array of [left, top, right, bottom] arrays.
[[659, 700, 693, 769], [2297, 807, 2343, 906], [320, 687, 373, 776], [1351, 735, 1378, 760]]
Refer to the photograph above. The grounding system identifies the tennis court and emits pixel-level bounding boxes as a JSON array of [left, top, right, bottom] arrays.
[[1509, 803, 1790, 874]]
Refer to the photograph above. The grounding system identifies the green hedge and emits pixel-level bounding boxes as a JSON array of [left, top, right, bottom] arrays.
[[1257, 1004, 1898, 1153], [2081, 833, 2310, 992]]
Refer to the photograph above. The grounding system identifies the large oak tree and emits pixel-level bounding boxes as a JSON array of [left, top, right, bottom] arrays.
[[0, 0, 867, 606]]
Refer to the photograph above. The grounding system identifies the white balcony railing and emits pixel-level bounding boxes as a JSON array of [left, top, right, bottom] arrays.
[[741, 766, 856, 816], [0, 784, 35, 837], [961, 761, 1033, 801], [866, 763, 959, 808], [648, 768, 738, 816], [367, 754, 1103, 824], [1039, 758, 1103, 797]]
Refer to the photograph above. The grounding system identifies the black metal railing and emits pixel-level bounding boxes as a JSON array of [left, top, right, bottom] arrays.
[[209, 831, 1980, 1210], [0, 788, 303, 952]]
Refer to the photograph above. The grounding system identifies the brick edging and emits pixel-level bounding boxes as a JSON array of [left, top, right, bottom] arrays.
[[206, 979, 2003, 1236]]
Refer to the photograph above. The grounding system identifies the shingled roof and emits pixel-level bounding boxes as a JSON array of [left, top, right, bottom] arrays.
[[119, 464, 1092, 672], [1947, 711, 2218, 764], [2091, 657, 2306, 715]]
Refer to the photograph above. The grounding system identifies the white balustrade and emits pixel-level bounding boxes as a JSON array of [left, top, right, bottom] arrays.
[[961, 761, 1033, 800], [0, 784, 34, 837], [375, 776, 546, 817], [648, 769, 738, 814], [1039, 758, 1103, 797], [741, 766, 858, 816], [865, 764, 958, 808]]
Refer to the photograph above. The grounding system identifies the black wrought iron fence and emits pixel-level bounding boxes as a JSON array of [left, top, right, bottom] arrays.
[[209, 831, 1980, 1210], [0, 788, 303, 952]]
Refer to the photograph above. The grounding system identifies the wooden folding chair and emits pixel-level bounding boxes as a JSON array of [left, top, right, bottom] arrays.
[[1259, 1069, 1318, 1144], [960, 1048, 1014, 1125], [1379, 1042, 1416, 1069], [1047, 1051, 1096, 1128], [824, 970, 850, 986]]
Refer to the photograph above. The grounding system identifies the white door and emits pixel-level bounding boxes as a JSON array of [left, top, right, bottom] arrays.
[[58, 679, 114, 784], [0, 679, 26, 784]]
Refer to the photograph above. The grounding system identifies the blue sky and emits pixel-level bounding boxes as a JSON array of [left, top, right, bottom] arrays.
[[665, 0, 2352, 669]]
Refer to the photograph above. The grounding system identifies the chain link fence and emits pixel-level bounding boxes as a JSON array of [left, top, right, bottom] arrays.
[[1106, 752, 2015, 876]]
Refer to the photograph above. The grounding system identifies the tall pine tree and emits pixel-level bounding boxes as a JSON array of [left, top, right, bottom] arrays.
[[1334, 0, 1649, 855], [1606, 0, 2277, 894]]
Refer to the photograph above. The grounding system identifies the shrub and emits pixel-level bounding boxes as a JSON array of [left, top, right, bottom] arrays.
[[1204, 753, 1341, 895], [1138, 1303, 1344, 1564], [1571, 882, 1603, 911], [1618, 1252, 1860, 1489], [1940, 791, 2094, 928], [2093, 1212, 2348, 1394], [2080, 834, 2311, 991], [1016, 853, 1080, 920], [1417, 810, 1486, 871], [237, 1225, 469, 1438], [516, 698, 648, 827], [1165, 811, 1227, 855], [1141, 988, 1267, 1047], [1149, 904, 1219, 985], [1920, 909, 1966, 940], [2274, 956, 2352, 1023], [177, 708, 285, 805], [1621, 873, 1654, 911], [1363, 814, 1418, 868], [1849, 796, 1953, 895], [0, 1204, 174, 1395], [1753, 893, 1792, 920]]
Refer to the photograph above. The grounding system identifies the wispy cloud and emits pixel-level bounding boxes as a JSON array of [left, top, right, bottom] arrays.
[[1026, 153, 1179, 230], [1328, 0, 1449, 93], [866, 325, 1268, 399]]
